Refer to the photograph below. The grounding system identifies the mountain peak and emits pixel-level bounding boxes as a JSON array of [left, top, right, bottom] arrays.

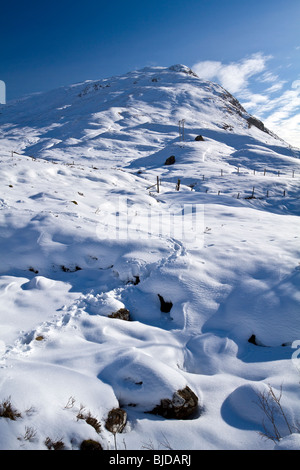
[[0, 62, 296, 164], [168, 64, 199, 77]]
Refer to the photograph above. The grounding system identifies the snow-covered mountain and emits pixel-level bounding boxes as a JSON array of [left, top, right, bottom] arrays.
[[0, 64, 300, 450]]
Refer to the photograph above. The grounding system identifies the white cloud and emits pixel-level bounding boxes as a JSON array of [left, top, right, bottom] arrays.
[[192, 53, 300, 148], [260, 71, 278, 83], [265, 82, 286, 94], [239, 92, 269, 111], [249, 86, 300, 148], [292, 79, 300, 89], [192, 53, 269, 94], [264, 113, 300, 148]]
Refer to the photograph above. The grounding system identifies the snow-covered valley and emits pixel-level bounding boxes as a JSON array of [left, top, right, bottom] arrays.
[[0, 64, 299, 450]]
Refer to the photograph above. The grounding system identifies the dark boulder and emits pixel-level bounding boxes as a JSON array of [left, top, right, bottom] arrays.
[[108, 308, 130, 321], [248, 334, 267, 347], [247, 116, 271, 135], [150, 386, 199, 419], [195, 135, 204, 141], [164, 155, 176, 165], [80, 439, 103, 451], [158, 294, 173, 313], [105, 408, 127, 434]]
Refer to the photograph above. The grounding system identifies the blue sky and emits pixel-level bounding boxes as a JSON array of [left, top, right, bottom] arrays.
[[1, 0, 300, 146]]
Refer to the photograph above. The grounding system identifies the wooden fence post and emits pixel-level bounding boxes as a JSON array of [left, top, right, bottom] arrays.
[[178, 119, 185, 142]]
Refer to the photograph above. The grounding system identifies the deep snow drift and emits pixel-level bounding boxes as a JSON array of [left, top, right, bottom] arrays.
[[0, 64, 300, 450]]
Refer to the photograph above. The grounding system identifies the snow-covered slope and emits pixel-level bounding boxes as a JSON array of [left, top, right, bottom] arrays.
[[0, 65, 299, 450]]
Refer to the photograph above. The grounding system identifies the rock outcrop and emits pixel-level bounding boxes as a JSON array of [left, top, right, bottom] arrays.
[[105, 408, 127, 434], [150, 386, 198, 419]]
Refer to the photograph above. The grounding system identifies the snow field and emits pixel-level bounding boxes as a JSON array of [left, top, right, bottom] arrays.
[[0, 65, 300, 450]]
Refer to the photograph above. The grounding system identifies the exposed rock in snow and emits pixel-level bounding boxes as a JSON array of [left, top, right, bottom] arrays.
[[150, 385, 199, 419], [105, 407, 127, 434]]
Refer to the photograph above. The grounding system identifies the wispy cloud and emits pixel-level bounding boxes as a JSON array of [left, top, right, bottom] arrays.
[[192, 53, 300, 148], [193, 53, 269, 94]]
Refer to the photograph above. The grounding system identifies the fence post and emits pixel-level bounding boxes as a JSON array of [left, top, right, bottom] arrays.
[[157, 176, 160, 193], [178, 119, 185, 142], [176, 179, 181, 191]]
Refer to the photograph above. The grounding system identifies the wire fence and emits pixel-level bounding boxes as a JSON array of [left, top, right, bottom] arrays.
[[3, 150, 300, 201]]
